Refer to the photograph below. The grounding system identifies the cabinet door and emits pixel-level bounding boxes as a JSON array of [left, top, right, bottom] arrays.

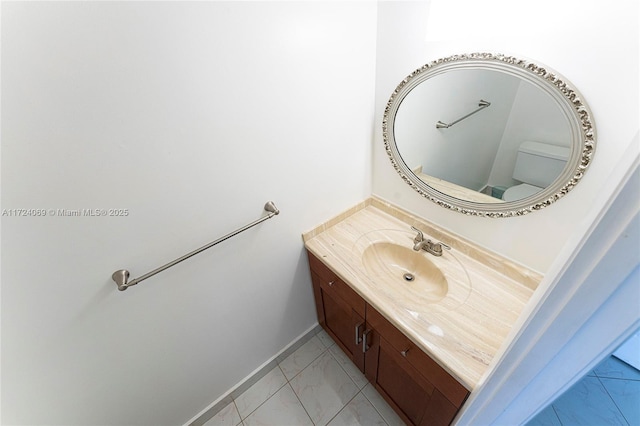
[[316, 275, 365, 371], [420, 389, 460, 426], [308, 252, 366, 372], [365, 305, 467, 426], [366, 331, 435, 426]]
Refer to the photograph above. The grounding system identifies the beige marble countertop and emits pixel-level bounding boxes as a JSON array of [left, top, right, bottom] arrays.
[[303, 197, 541, 390], [412, 166, 503, 204]]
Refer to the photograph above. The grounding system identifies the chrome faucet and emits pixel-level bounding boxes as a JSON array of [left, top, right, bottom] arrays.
[[411, 226, 450, 256]]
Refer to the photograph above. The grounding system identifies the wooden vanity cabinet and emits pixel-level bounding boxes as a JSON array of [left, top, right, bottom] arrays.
[[308, 251, 366, 371], [307, 251, 469, 426], [365, 305, 469, 426]]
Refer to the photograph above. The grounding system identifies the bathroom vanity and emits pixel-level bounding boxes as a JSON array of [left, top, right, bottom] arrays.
[[303, 197, 542, 425], [300, 51, 594, 425], [308, 252, 468, 426]]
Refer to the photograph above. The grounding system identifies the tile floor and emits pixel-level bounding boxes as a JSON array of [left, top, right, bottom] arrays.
[[203, 329, 405, 426], [527, 355, 640, 426], [203, 330, 640, 426]]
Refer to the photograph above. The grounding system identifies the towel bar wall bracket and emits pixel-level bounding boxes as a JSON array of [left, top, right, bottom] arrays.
[[111, 201, 279, 291]]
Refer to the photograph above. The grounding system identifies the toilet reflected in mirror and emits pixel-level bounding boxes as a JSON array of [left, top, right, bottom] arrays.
[[502, 141, 570, 202], [383, 52, 596, 217]]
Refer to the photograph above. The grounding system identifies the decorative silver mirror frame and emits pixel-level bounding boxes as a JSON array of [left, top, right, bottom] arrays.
[[383, 52, 596, 217]]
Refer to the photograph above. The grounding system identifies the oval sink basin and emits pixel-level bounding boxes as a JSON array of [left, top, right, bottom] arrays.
[[362, 242, 448, 302], [354, 229, 472, 310]]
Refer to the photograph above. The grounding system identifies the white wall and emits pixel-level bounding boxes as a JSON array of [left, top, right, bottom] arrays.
[[373, 0, 639, 273], [0, 2, 376, 425]]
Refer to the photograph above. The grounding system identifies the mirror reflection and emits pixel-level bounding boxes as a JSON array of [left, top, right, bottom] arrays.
[[395, 68, 572, 203], [384, 53, 596, 217]]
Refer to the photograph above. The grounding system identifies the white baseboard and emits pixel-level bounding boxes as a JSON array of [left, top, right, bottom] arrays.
[[185, 323, 321, 426]]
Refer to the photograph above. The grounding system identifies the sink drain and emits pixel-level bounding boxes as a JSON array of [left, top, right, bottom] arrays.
[[403, 273, 415, 282]]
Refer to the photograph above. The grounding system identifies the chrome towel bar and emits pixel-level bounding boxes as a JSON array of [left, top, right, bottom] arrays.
[[111, 201, 280, 291], [436, 99, 491, 129]]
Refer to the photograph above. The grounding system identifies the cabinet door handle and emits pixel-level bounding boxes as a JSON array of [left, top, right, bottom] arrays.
[[401, 348, 410, 357], [362, 329, 372, 353], [328, 280, 335, 287], [355, 322, 363, 345]]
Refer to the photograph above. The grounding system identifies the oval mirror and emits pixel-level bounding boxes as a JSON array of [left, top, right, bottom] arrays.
[[384, 53, 596, 217]]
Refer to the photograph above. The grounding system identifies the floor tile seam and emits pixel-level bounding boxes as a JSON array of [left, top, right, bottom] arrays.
[[284, 381, 316, 426], [549, 404, 564, 426], [283, 345, 363, 426], [322, 346, 394, 425], [360, 386, 395, 426], [595, 374, 640, 382], [317, 332, 337, 350], [611, 358, 640, 372], [324, 341, 337, 351], [232, 379, 289, 422], [321, 390, 367, 426], [278, 344, 332, 383], [277, 356, 326, 426], [325, 345, 363, 389], [230, 399, 242, 423], [594, 375, 633, 426]]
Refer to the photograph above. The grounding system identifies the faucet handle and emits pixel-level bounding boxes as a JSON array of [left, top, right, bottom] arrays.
[[411, 226, 424, 242], [430, 241, 451, 257]]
